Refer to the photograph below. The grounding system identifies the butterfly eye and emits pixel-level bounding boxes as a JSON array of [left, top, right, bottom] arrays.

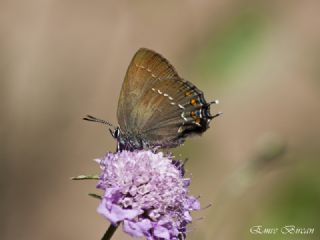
[[114, 128, 121, 138]]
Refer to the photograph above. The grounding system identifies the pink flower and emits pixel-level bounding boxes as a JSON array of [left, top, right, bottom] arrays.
[[96, 150, 200, 239]]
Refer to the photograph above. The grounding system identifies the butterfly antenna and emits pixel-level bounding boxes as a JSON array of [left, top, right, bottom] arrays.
[[83, 114, 114, 128]]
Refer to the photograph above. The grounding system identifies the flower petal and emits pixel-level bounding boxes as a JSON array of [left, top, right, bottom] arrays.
[[97, 199, 142, 224], [123, 219, 152, 237], [154, 225, 170, 239]]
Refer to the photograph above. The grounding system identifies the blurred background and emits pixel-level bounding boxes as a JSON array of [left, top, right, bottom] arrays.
[[1, 0, 320, 239]]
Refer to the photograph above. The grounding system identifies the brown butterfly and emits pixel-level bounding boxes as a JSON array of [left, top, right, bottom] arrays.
[[84, 48, 221, 151]]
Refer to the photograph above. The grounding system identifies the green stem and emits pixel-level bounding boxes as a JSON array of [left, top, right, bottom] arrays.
[[101, 224, 118, 240]]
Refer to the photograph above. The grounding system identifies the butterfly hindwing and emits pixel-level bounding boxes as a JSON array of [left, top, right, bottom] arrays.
[[139, 78, 212, 148]]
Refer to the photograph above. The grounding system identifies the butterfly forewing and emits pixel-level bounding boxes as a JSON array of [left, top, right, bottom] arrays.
[[117, 48, 214, 149], [117, 48, 179, 134]]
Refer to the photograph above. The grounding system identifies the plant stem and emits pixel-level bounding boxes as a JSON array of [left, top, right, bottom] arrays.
[[101, 224, 118, 240]]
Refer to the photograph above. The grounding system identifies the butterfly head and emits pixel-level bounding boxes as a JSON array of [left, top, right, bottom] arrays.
[[109, 126, 126, 151], [109, 126, 121, 139], [83, 114, 123, 149]]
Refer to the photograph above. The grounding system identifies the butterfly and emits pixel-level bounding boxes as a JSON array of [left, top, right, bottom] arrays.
[[84, 48, 221, 151]]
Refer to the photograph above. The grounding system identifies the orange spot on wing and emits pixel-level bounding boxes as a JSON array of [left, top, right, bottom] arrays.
[[190, 99, 197, 106]]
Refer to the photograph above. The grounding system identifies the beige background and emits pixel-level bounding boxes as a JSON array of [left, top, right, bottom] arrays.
[[1, 1, 320, 239]]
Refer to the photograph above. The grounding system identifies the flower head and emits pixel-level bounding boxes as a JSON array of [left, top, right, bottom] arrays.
[[96, 150, 200, 240]]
